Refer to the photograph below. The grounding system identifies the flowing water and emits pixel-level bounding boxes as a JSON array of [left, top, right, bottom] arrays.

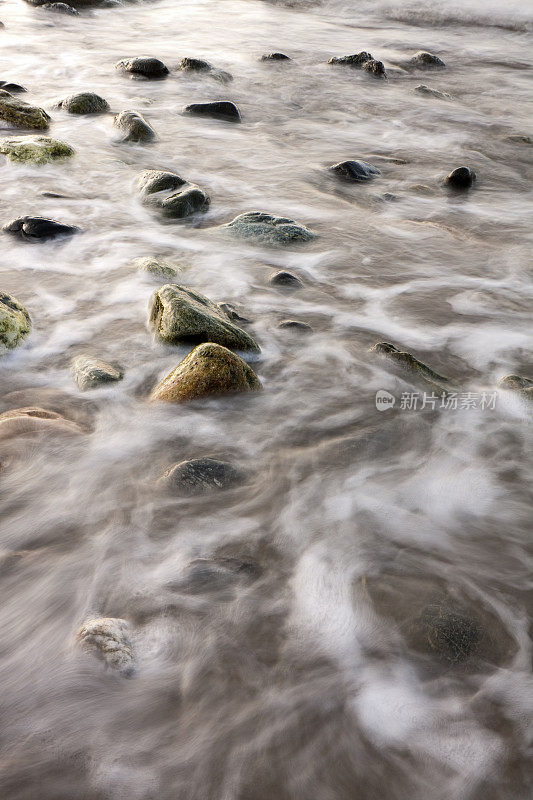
[[0, 0, 532, 797]]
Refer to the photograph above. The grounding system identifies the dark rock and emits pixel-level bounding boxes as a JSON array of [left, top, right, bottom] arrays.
[[0, 91, 50, 130], [0, 81, 27, 93], [261, 52, 291, 61], [160, 457, 244, 495], [408, 51, 446, 69], [223, 211, 316, 244], [178, 57, 232, 82], [3, 216, 81, 240], [183, 100, 240, 122], [329, 160, 381, 182], [114, 110, 155, 142], [217, 302, 249, 322], [361, 59, 387, 78], [445, 166, 476, 190], [269, 271, 302, 288], [58, 92, 109, 114], [0, 292, 32, 353], [419, 604, 482, 663], [278, 319, 312, 332], [370, 341, 454, 393], [41, 2, 79, 12], [115, 57, 169, 79], [137, 169, 209, 219], [328, 51, 373, 67], [498, 374, 533, 401], [72, 355, 124, 391]]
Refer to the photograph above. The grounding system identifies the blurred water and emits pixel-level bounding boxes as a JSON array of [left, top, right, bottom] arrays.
[[0, 0, 532, 797]]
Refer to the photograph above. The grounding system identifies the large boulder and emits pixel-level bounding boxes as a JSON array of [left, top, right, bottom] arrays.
[[76, 617, 134, 675], [72, 355, 124, 391], [223, 211, 316, 244], [0, 135, 74, 164], [115, 57, 169, 79], [0, 292, 31, 353], [0, 90, 50, 130], [0, 407, 84, 441], [58, 92, 109, 114], [177, 58, 232, 83], [114, 110, 155, 142], [183, 101, 240, 122], [148, 284, 259, 351], [137, 169, 209, 219], [3, 216, 81, 240], [160, 457, 244, 495], [150, 342, 262, 403]]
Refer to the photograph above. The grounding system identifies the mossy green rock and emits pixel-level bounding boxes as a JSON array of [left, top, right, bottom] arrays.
[[133, 257, 181, 278], [371, 341, 454, 393], [58, 92, 109, 114], [0, 292, 31, 354], [149, 284, 260, 351], [150, 342, 262, 403], [0, 91, 50, 130], [0, 135, 74, 164], [223, 211, 316, 244]]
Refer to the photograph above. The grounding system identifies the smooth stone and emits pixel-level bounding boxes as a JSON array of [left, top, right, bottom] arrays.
[[149, 284, 259, 351], [260, 52, 291, 61], [0, 135, 74, 163], [160, 457, 244, 495], [137, 169, 209, 219], [133, 257, 180, 278], [371, 341, 454, 392], [0, 90, 50, 130], [362, 59, 387, 78], [177, 57, 232, 82], [269, 270, 302, 288], [0, 81, 27, 93], [328, 51, 373, 67], [445, 166, 476, 190], [329, 160, 380, 182], [58, 92, 109, 114], [0, 407, 84, 441], [278, 319, 312, 332], [114, 110, 155, 142], [217, 302, 249, 322], [408, 51, 446, 69], [414, 84, 452, 100], [76, 617, 134, 675], [223, 211, 316, 244], [3, 216, 81, 240], [115, 57, 169, 78], [183, 101, 240, 122], [174, 556, 261, 594], [149, 342, 262, 404], [0, 292, 31, 353], [41, 2, 79, 12], [498, 374, 533, 401], [72, 355, 124, 391]]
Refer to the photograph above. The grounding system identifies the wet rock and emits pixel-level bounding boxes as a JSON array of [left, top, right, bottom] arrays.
[[133, 257, 180, 278], [329, 160, 380, 182], [137, 169, 210, 219], [115, 57, 169, 79], [0, 407, 84, 441], [174, 556, 261, 594], [149, 284, 260, 351], [370, 341, 454, 393], [76, 617, 134, 675], [41, 2, 79, 12], [503, 133, 532, 144], [498, 374, 533, 401], [183, 100, 241, 122], [269, 270, 302, 288], [260, 52, 291, 61], [0, 90, 50, 130], [278, 319, 312, 332], [408, 51, 445, 69], [149, 342, 262, 404], [3, 216, 81, 241], [114, 110, 155, 142], [362, 59, 387, 78], [72, 355, 124, 391], [414, 84, 452, 100], [217, 302, 249, 322], [0, 135, 74, 164], [0, 81, 27, 93], [160, 457, 244, 495], [0, 292, 31, 353], [419, 604, 482, 663], [58, 92, 109, 114], [328, 51, 374, 67], [223, 211, 316, 244], [177, 57, 232, 82], [445, 166, 476, 190]]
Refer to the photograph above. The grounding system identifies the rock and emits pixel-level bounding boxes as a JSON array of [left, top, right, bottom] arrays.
[[361, 59, 387, 78], [137, 169, 209, 219], [498, 374, 533, 401], [76, 617, 134, 675], [149, 284, 260, 351], [133, 257, 180, 278], [269, 270, 302, 288], [0, 81, 27, 93], [72, 355, 124, 391], [177, 57, 232, 82], [503, 133, 532, 144], [217, 302, 249, 322], [278, 319, 312, 332], [419, 604, 482, 664], [370, 341, 453, 393], [58, 92, 109, 114], [260, 52, 291, 61], [149, 342, 262, 403], [114, 110, 155, 142], [0, 292, 31, 353], [115, 57, 169, 79], [408, 51, 445, 69], [3, 216, 81, 240], [445, 166, 476, 190], [183, 101, 240, 122], [41, 2, 79, 12], [160, 457, 244, 495], [174, 556, 261, 594], [329, 160, 380, 182], [223, 211, 316, 244], [328, 51, 374, 67], [0, 135, 74, 164], [414, 84, 452, 100], [0, 407, 84, 441], [0, 90, 50, 130]]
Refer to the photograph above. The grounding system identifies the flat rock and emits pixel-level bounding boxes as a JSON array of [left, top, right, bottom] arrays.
[[3, 216, 81, 240], [183, 101, 240, 122], [223, 211, 316, 244], [72, 355, 124, 391], [445, 166, 476, 190], [328, 51, 373, 67], [0, 292, 31, 353], [415, 84, 452, 100], [149, 284, 260, 351], [114, 110, 155, 142], [58, 92, 109, 114], [0, 90, 50, 130], [329, 160, 380, 182], [0, 407, 84, 441], [408, 51, 446, 69], [133, 257, 180, 278], [178, 58, 232, 82], [150, 342, 262, 403], [0, 135, 74, 163], [160, 457, 244, 495], [269, 270, 302, 288], [76, 617, 134, 675], [115, 57, 169, 79], [137, 169, 209, 219]]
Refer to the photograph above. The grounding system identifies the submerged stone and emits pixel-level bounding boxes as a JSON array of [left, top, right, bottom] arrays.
[[58, 92, 109, 114], [133, 257, 181, 278], [278, 319, 312, 332], [137, 169, 210, 219], [445, 166, 476, 190], [261, 52, 291, 61], [0, 91, 50, 130], [498, 374, 533, 401], [115, 57, 169, 78], [0, 135, 74, 164], [183, 100, 241, 122], [269, 270, 302, 288], [3, 216, 81, 240], [408, 51, 446, 69], [41, 2, 79, 12], [329, 160, 380, 182], [415, 84, 452, 100], [161, 457, 244, 495], [178, 58, 232, 82], [0, 407, 84, 440], [223, 211, 316, 244], [370, 341, 453, 393], [0, 292, 31, 353], [76, 617, 134, 675], [114, 110, 155, 142], [72, 355, 124, 391]]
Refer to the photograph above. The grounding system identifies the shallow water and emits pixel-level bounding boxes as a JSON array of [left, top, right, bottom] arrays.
[[0, 0, 532, 797]]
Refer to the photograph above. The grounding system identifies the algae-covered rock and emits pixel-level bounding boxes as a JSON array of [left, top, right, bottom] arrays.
[[0, 407, 84, 441], [0, 292, 31, 353], [178, 57, 233, 83], [72, 355, 124, 391], [362, 59, 387, 78], [329, 160, 380, 182], [223, 211, 316, 244], [328, 51, 374, 67], [160, 457, 244, 495], [3, 216, 80, 240], [76, 617, 134, 675], [58, 92, 109, 114], [370, 341, 454, 393], [114, 110, 155, 142], [183, 100, 241, 122], [137, 169, 209, 219], [150, 342, 262, 404], [498, 374, 533, 401], [149, 284, 259, 351], [115, 57, 169, 79], [408, 52, 446, 69], [0, 135, 74, 164], [133, 257, 181, 278], [0, 91, 50, 130]]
